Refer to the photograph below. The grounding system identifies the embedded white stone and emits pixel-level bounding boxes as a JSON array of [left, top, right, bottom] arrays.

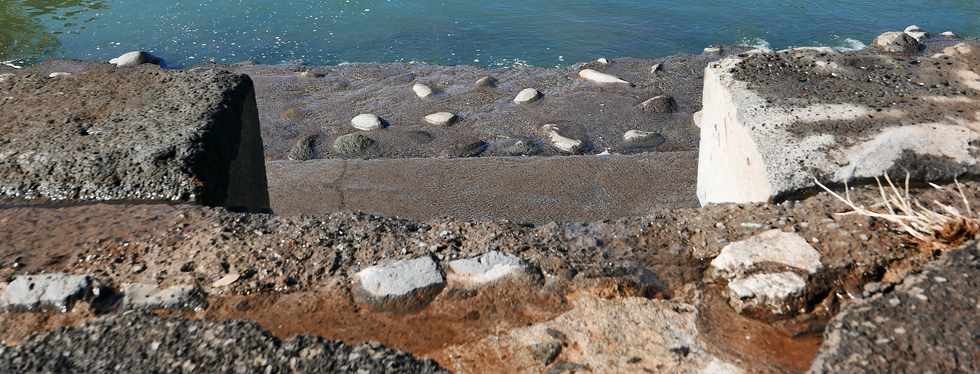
[[514, 88, 541, 104], [424, 112, 457, 126], [579, 69, 630, 85], [351, 113, 383, 131], [412, 83, 433, 98], [709, 230, 823, 279], [542, 124, 584, 154]]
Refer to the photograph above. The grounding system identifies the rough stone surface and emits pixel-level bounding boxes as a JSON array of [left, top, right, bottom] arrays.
[[447, 251, 536, 288], [0, 312, 447, 373], [709, 230, 823, 279], [641, 95, 676, 113], [286, 134, 319, 161], [119, 283, 204, 310], [351, 113, 383, 131], [424, 112, 457, 126], [444, 295, 743, 373], [0, 273, 90, 311], [353, 256, 445, 312], [333, 133, 376, 155], [872, 31, 922, 53], [514, 88, 542, 104], [0, 63, 270, 212], [697, 43, 980, 205], [727, 272, 806, 315], [809, 242, 980, 373], [444, 140, 486, 158]]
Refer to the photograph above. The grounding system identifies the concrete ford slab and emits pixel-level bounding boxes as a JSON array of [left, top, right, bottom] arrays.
[[0, 63, 270, 212], [697, 43, 980, 205]]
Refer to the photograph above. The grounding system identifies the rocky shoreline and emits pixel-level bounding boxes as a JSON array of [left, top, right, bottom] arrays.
[[2, 26, 980, 373]]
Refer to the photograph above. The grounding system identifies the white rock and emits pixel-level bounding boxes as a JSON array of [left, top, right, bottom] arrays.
[[47, 72, 71, 78], [727, 272, 806, 314], [109, 51, 161, 67], [0, 273, 91, 311], [873, 32, 921, 53], [692, 111, 704, 128], [412, 83, 433, 98], [424, 112, 457, 126], [542, 124, 584, 154], [650, 63, 662, 74], [709, 230, 823, 279], [351, 113, 383, 131], [623, 130, 660, 142], [513, 88, 541, 104], [353, 256, 445, 311], [597, 58, 610, 64], [941, 31, 958, 38], [578, 69, 631, 85], [448, 251, 531, 287], [904, 25, 923, 33]]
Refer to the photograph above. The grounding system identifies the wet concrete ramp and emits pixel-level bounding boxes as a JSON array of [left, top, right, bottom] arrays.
[[267, 152, 698, 223]]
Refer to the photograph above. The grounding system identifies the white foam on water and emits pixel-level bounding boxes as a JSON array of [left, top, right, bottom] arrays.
[[739, 38, 772, 51], [835, 38, 867, 52]]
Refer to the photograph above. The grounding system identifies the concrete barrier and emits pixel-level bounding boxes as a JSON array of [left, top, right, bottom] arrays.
[[0, 63, 270, 211], [697, 44, 980, 205]]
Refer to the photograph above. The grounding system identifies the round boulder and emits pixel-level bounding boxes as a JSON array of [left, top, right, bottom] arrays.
[[872, 32, 921, 53], [109, 51, 163, 67]]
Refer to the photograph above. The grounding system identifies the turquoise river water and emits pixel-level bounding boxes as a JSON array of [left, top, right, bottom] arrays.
[[2, 0, 979, 67]]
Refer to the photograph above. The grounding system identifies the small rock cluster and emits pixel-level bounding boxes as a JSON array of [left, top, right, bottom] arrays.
[[0, 273, 202, 313], [353, 251, 538, 312], [707, 230, 824, 318]]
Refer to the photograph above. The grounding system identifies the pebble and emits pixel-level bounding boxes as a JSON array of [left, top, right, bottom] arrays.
[[498, 139, 541, 156], [412, 83, 433, 98], [541, 124, 584, 154], [650, 63, 662, 74], [513, 88, 542, 104], [475, 76, 498, 88], [351, 113, 384, 131], [47, 72, 71, 78], [941, 31, 957, 38], [578, 69, 631, 85], [596, 58, 610, 64], [424, 112, 457, 126]]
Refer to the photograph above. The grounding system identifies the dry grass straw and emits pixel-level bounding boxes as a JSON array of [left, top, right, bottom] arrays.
[[814, 174, 979, 250]]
